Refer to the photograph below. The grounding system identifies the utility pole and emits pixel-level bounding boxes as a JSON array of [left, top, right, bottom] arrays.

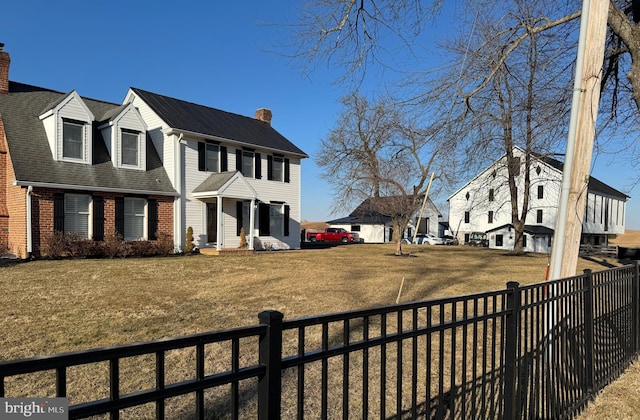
[[413, 172, 435, 244], [549, 0, 609, 280]]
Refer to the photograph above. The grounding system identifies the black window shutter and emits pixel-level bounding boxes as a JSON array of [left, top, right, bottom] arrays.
[[198, 142, 206, 172], [259, 203, 270, 236], [115, 197, 125, 236], [267, 155, 273, 180], [53, 193, 65, 233], [236, 201, 243, 236], [284, 158, 290, 183], [148, 199, 158, 240], [236, 149, 242, 171], [284, 205, 290, 237], [221, 146, 228, 172], [93, 196, 104, 241], [255, 153, 262, 179]]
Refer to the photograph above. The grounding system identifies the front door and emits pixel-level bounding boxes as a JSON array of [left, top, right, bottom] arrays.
[[207, 203, 217, 243]]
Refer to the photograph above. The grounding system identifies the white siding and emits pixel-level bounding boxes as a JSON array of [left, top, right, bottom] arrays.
[[100, 126, 113, 157], [449, 148, 627, 250], [180, 144, 303, 250], [56, 95, 94, 163], [128, 92, 172, 183], [41, 114, 56, 159], [245, 153, 302, 249]]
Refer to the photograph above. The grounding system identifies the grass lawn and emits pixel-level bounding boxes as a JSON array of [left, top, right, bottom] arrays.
[[0, 243, 616, 360], [0, 243, 634, 417]]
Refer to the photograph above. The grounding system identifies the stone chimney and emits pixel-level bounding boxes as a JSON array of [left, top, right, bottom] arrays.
[[255, 108, 272, 125], [0, 43, 9, 94]]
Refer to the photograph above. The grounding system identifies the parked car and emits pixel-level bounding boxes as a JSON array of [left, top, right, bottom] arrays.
[[402, 234, 444, 245], [442, 235, 459, 245], [306, 227, 359, 243], [423, 233, 444, 245], [467, 232, 489, 247]]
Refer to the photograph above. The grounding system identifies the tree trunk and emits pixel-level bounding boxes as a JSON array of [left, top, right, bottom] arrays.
[[512, 219, 525, 255]]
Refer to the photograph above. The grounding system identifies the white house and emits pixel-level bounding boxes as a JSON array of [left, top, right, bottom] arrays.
[[448, 147, 629, 253], [328, 196, 442, 243], [0, 43, 307, 258], [125, 88, 308, 251]]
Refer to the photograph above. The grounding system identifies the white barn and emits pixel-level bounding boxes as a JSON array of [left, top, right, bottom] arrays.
[[448, 147, 629, 253]]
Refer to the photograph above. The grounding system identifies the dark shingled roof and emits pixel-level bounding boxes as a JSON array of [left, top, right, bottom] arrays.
[[131, 88, 308, 157], [328, 195, 441, 225], [0, 82, 176, 195], [486, 223, 555, 235], [193, 172, 238, 194], [538, 154, 629, 200]]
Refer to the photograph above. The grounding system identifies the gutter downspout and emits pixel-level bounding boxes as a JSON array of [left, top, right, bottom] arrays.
[[174, 133, 184, 252], [26, 185, 33, 258]]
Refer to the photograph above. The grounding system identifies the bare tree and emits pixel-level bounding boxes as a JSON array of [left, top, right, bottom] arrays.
[[289, 0, 640, 173], [316, 92, 447, 253]]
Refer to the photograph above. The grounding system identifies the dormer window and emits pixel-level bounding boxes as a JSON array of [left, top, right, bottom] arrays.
[[39, 91, 94, 164], [63, 119, 85, 160], [121, 129, 139, 166], [97, 102, 147, 170]]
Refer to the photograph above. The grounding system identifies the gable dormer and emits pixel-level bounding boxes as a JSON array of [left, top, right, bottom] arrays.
[[98, 103, 147, 171], [39, 91, 94, 164]]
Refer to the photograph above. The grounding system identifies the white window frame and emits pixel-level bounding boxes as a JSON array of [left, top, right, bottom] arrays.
[[206, 143, 220, 172], [124, 197, 147, 241], [242, 150, 254, 178], [62, 120, 85, 161], [121, 129, 139, 167], [272, 156, 284, 182], [64, 193, 92, 238], [269, 203, 284, 236]]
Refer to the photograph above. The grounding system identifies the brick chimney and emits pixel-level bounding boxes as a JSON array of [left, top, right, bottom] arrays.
[[0, 43, 9, 94], [255, 108, 272, 125]]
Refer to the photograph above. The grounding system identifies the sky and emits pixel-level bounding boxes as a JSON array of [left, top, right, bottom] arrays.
[[2, 0, 639, 230]]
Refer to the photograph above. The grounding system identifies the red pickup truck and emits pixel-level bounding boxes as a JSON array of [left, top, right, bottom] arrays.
[[306, 227, 359, 243]]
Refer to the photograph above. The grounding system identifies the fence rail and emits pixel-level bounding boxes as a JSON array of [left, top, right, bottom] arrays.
[[1, 262, 639, 419]]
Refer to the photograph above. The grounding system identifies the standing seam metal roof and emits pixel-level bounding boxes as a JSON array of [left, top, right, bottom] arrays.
[[131, 88, 308, 157]]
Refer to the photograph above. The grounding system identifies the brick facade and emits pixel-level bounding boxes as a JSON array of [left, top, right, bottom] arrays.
[[29, 190, 174, 257], [2, 177, 174, 258]]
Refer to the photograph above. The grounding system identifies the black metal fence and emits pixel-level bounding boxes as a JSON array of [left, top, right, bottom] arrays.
[[1, 263, 638, 419]]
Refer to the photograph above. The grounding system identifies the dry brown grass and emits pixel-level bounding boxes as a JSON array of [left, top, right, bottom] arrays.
[[0, 244, 631, 417], [610, 229, 640, 247]]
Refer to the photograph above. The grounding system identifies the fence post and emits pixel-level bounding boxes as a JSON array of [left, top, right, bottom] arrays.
[[583, 269, 595, 394], [503, 281, 520, 420], [258, 310, 284, 420], [633, 261, 640, 354]]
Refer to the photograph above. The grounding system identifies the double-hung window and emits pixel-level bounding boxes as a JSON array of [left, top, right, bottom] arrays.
[[270, 204, 284, 236], [206, 143, 220, 172], [62, 120, 84, 160], [121, 130, 139, 166], [124, 198, 146, 240], [272, 156, 284, 181], [65, 194, 91, 237], [242, 150, 254, 178]]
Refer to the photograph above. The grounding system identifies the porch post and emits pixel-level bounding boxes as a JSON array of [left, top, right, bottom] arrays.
[[216, 196, 223, 251], [249, 198, 256, 250]]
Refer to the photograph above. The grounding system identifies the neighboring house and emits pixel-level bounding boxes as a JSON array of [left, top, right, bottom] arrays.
[[448, 147, 629, 253], [0, 44, 307, 257], [328, 196, 442, 243]]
